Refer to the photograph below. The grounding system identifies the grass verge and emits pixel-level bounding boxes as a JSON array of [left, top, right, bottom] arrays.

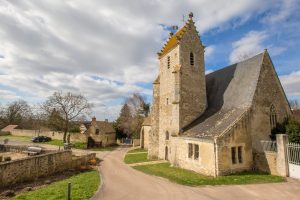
[[124, 149, 151, 164], [127, 148, 148, 153], [12, 170, 100, 200], [133, 163, 285, 186]]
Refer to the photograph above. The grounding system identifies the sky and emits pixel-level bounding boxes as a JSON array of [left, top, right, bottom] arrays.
[[0, 0, 299, 121]]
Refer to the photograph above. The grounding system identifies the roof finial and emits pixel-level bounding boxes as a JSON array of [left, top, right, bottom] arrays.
[[189, 12, 193, 20]]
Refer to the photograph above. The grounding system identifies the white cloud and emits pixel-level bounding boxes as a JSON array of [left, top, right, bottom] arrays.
[[205, 45, 215, 58], [0, 0, 297, 119], [0, 89, 20, 101], [262, 0, 297, 24], [280, 71, 300, 96], [229, 31, 268, 63]]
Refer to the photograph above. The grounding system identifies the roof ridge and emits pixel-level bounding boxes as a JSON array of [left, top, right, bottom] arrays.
[[158, 19, 193, 58], [206, 51, 265, 77]]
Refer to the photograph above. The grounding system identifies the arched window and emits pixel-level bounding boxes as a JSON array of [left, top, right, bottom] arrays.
[[167, 56, 170, 68], [190, 52, 194, 66], [270, 105, 277, 129], [165, 131, 169, 140]]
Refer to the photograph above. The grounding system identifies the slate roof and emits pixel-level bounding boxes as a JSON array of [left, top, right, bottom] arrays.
[[83, 121, 115, 134], [94, 121, 115, 133], [182, 52, 265, 139]]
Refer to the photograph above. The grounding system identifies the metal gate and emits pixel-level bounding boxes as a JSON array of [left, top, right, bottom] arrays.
[[287, 142, 300, 179]]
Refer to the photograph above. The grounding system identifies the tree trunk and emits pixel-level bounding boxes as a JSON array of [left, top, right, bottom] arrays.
[[63, 131, 67, 143], [67, 133, 71, 143]]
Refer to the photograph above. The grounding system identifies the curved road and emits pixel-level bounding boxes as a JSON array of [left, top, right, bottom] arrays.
[[92, 147, 300, 200]]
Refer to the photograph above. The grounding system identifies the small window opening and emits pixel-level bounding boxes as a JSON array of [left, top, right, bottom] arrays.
[[188, 143, 193, 158], [231, 147, 236, 164], [238, 146, 243, 163], [166, 131, 169, 140], [166, 98, 169, 105], [270, 105, 277, 129], [190, 52, 194, 66], [194, 144, 199, 160]]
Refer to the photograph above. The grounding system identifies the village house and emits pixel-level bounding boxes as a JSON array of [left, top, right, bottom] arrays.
[[143, 13, 291, 176], [80, 117, 116, 148]]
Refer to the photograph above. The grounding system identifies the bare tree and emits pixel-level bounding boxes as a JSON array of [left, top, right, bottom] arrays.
[[289, 99, 299, 110], [0, 100, 32, 129], [115, 93, 150, 139], [42, 92, 92, 143], [126, 93, 150, 117]]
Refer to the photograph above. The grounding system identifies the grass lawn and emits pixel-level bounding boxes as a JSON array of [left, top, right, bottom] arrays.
[[0, 135, 117, 151], [127, 148, 148, 153], [12, 170, 100, 200], [133, 163, 285, 186], [124, 149, 151, 164], [0, 135, 32, 142]]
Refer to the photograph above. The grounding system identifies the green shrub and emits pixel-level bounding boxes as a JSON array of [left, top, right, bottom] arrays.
[[270, 118, 300, 143], [286, 119, 300, 143]]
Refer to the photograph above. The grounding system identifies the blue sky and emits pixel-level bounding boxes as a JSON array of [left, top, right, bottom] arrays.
[[0, 0, 299, 120]]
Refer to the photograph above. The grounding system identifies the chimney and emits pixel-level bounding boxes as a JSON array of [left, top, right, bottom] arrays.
[[92, 116, 96, 125]]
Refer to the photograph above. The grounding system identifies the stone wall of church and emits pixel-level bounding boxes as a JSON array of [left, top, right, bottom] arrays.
[[170, 137, 216, 176], [140, 125, 151, 149], [157, 46, 180, 159], [216, 113, 253, 175], [249, 52, 291, 154], [148, 82, 160, 159], [179, 21, 207, 128]]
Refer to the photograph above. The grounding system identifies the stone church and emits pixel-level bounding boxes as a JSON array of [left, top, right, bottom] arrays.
[[144, 13, 291, 176]]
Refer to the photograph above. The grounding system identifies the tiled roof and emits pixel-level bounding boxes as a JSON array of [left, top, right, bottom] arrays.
[[94, 121, 115, 133], [183, 52, 266, 138], [1, 125, 19, 132], [158, 26, 186, 58]]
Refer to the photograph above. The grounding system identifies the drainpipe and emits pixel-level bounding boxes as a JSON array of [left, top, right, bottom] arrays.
[[214, 137, 219, 177]]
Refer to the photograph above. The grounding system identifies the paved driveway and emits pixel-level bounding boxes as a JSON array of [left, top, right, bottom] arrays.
[[93, 147, 300, 200]]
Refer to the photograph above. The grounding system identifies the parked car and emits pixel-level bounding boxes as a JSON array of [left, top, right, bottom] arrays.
[[31, 136, 52, 143]]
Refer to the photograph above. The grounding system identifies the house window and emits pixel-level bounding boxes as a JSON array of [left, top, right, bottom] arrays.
[[167, 56, 170, 68], [194, 144, 199, 160], [166, 131, 169, 140], [231, 147, 236, 164], [190, 52, 194, 66], [95, 129, 100, 135], [166, 98, 169, 105], [270, 105, 277, 129], [188, 143, 193, 158], [238, 146, 243, 163]]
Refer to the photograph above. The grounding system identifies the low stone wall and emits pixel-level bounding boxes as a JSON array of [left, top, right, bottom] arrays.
[[0, 144, 53, 154], [0, 150, 72, 188], [254, 152, 278, 175], [72, 153, 96, 168], [11, 129, 86, 143], [133, 139, 140, 147]]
